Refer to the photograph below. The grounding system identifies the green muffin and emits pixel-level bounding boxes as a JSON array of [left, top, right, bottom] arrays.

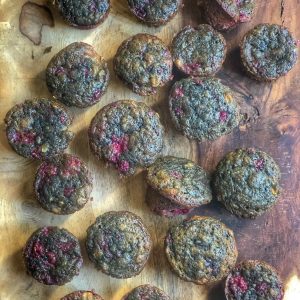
[[34, 154, 92, 215], [169, 77, 241, 141], [23, 227, 83, 285], [146, 156, 212, 217], [61, 290, 103, 300], [86, 211, 152, 279], [165, 216, 238, 284], [241, 24, 298, 81], [5, 99, 73, 160], [213, 148, 281, 218], [171, 24, 226, 76], [122, 284, 170, 300], [46, 42, 109, 108], [114, 34, 173, 95], [204, 0, 256, 31], [127, 0, 183, 27], [225, 260, 284, 300]]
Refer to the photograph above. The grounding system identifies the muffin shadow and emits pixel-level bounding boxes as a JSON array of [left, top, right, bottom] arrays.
[[111, 0, 139, 24], [207, 281, 226, 300]]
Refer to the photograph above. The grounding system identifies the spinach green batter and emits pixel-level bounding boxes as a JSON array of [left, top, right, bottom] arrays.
[[127, 0, 182, 26], [165, 216, 238, 284], [169, 77, 240, 141], [86, 211, 152, 278], [114, 34, 173, 95], [61, 290, 103, 300], [171, 24, 226, 76], [225, 260, 284, 300], [147, 156, 212, 208], [23, 227, 83, 285], [5, 99, 73, 160], [89, 100, 164, 176], [46, 42, 109, 108], [241, 24, 298, 81], [56, 0, 110, 28], [213, 148, 281, 218], [123, 285, 170, 300], [34, 154, 92, 215]]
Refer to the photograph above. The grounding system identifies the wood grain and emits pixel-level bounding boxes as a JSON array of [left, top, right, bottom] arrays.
[[0, 0, 299, 299]]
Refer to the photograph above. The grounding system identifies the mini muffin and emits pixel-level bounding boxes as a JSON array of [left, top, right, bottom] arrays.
[[214, 0, 239, 19], [122, 284, 170, 300], [169, 77, 240, 141], [46, 42, 109, 108], [213, 148, 281, 218], [204, 1, 236, 32], [61, 290, 103, 300], [241, 24, 298, 81], [204, 0, 256, 31], [89, 100, 164, 176], [146, 187, 193, 218], [225, 260, 284, 300], [34, 154, 92, 215], [55, 0, 110, 29], [165, 216, 238, 284], [5, 99, 73, 160], [86, 211, 152, 279], [171, 24, 226, 76], [127, 0, 182, 27], [23, 227, 83, 285], [146, 156, 212, 217], [114, 34, 173, 95], [238, 0, 256, 22]]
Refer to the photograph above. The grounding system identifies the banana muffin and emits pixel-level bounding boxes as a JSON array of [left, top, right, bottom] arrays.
[[146, 156, 212, 217], [34, 154, 92, 215], [55, 0, 110, 29], [225, 260, 284, 300], [204, 0, 256, 31], [5, 99, 73, 160], [171, 24, 226, 76], [213, 148, 281, 218], [86, 211, 152, 278], [23, 227, 83, 285], [89, 100, 164, 176], [241, 24, 298, 81], [127, 0, 183, 26], [165, 216, 238, 284], [169, 77, 240, 141], [61, 290, 103, 300], [114, 34, 173, 95], [46, 42, 109, 108], [122, 284, 170, 300]]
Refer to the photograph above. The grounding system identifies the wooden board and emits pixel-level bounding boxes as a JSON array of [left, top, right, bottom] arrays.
[[0, 0, 299, 299]]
